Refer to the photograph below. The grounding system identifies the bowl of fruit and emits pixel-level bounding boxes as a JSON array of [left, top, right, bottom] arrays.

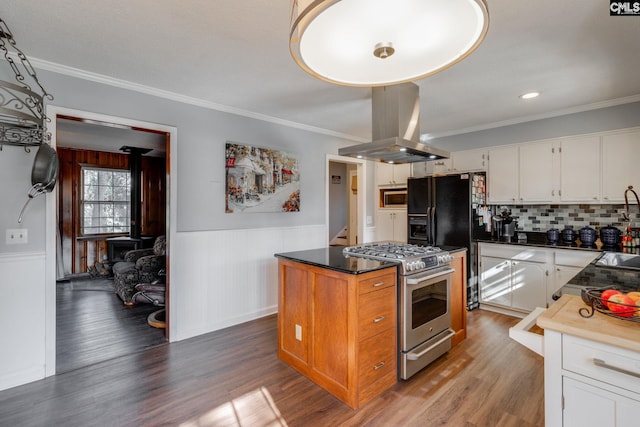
[[579, 287, 640, 322]]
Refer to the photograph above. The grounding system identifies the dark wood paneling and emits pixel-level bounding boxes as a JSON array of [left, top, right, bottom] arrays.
[[57, 147, 166, 275]]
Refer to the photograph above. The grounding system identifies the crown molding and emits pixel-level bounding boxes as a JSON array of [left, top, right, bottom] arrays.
[[31, 57, 367, 143], [31, 57, 640, 144], [428, 94, 640, 139]]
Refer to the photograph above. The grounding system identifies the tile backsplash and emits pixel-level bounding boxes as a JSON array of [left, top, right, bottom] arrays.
[[499, 204, 640, 232]]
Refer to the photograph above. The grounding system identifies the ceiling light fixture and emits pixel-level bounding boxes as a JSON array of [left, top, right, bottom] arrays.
[[520, 91, 540, 99], [0, 17, 53, 151], [289, 0, 489, 87]]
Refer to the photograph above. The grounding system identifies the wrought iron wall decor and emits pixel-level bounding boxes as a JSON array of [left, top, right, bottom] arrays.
[[0, 17, 53, 151]]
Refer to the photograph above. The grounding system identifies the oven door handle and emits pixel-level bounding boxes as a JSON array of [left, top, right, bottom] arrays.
[[406, 267, 455, 285], [406, 329, 455, 361]]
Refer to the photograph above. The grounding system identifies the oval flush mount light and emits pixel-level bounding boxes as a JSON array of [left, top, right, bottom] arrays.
[[520, 91, 540, 99], [289, 0, 489, 87]]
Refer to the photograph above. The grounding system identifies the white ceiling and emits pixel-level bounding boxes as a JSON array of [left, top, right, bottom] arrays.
[[3, 0, 640, 149]]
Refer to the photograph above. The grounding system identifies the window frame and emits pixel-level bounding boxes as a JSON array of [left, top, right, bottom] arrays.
[[80, 166, 132, 236]]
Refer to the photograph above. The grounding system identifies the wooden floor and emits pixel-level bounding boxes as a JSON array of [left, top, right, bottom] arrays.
[[1, 309, 544, 427], [56, 277, 167, 373]]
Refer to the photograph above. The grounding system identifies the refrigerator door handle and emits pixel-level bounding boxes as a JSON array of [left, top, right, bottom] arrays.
[[426, 207, 432, 243], [430, 206, 436, 244]]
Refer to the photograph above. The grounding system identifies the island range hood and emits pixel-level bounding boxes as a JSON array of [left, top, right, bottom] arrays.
[[339, 82, 450, 164]]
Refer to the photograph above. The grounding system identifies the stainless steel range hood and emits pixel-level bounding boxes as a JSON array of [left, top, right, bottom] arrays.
[[339, 82, 450, 164]]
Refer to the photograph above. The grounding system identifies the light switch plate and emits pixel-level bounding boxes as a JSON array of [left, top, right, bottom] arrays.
[[6, 229, 28, 244]]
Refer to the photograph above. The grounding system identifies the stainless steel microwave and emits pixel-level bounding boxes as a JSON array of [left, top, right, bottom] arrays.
[[381, 189, 407, 207]]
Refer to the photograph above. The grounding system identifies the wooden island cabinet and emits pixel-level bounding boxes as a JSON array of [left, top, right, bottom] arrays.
[[450, 249, 468, 348], [276, 249, 398, 409]]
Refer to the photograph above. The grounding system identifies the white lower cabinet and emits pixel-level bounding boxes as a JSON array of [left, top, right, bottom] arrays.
[[550, 250, 598, 304], [563, 377, 637, 427], [479, 244, 550, 315], [545, 332, 640, 427], [479, 243, 599, 315], [511, 260, 548, 312], [478, 256, 512, 307]]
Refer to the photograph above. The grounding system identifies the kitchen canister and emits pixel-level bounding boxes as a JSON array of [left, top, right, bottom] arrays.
[[579, 226, 597, 245], [600, 225, 621, 246], [561, 227, 577, 244], [546, 228, 559, 243]]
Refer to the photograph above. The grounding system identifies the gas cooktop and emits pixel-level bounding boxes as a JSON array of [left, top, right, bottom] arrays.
[[343, 242, 453, 275]]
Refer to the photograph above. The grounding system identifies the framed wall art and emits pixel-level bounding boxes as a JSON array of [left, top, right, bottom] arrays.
[[225, 142, 300, 213]]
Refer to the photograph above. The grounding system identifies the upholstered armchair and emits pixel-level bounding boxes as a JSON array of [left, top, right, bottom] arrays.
[[112, 236, 166, 305]]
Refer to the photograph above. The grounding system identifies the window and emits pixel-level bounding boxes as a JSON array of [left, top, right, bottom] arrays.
[[81, 167, 130, 235]]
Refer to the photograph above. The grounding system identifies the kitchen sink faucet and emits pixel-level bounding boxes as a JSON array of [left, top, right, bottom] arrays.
[[623, 185, 640, 221]]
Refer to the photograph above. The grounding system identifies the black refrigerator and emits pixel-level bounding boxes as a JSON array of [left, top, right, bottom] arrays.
[[407, 173, 491, 310]]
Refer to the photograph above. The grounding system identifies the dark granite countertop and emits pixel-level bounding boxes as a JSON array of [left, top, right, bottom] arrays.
[[275, 244, 467, 275], [275, 246, 398, 275], [476, 231, 640, 255], [567, 262, 640, 291]]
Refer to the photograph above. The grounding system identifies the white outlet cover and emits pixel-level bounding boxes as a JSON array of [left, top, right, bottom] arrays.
[[6, 229, 28, 244]]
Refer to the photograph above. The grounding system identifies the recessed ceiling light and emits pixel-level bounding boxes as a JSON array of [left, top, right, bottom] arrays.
[[520, 91, 540, 100], [388, 161, 394, 164], [400, 147, 407, 152]]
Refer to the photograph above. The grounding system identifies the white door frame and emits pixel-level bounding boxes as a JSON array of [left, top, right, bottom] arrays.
[[44, 105, 178, 377], [325, 154, 368, 247]]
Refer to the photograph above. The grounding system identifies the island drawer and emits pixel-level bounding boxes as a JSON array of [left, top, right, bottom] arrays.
[[358, 286, 396, 341], [358, 271, 396, 295], [563, 334, 640, 395], [358, 329, 397, 390]]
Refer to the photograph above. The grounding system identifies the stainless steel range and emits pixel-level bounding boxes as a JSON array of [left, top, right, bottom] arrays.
[[344, 242, 456, 379]]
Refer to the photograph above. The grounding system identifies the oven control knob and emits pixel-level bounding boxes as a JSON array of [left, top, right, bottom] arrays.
[[418, 261, 426, 269], [438, 254, 454, 264]]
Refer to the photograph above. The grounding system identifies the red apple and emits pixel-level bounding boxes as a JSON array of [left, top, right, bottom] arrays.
[[607, 294, 636, 318], [600, 289, 622, 308]]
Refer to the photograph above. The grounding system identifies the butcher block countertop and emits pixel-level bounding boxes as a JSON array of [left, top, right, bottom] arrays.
[[537, 294, 640, 353]]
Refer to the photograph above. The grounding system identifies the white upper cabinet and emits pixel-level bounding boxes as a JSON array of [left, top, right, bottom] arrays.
[[601, 129, 640, 203], [423, 158, 452, 176], [376, 162, 411, 186], [451, 148, 488, 172], [519, 140, 557, 203], [487, 145, 518, 203], [482, 126, 640, 205], [559, 135, 601, 203]]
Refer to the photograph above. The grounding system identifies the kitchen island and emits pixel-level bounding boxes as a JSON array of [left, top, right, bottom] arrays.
[[537, 295, 640, 427], [275, 245, 469, 408], [275, 247, 398, 409]]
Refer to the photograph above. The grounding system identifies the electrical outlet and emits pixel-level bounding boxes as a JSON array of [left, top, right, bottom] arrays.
[[6, 229, 28, 244], [295, 324, 302, 341]]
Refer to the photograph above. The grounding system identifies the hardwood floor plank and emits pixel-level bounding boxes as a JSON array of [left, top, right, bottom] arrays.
[[1, 309, 543, 427], [56, 279, 167, 373]]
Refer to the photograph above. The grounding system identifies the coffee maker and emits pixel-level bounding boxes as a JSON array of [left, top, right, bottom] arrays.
[[493, 209, 518, 242]]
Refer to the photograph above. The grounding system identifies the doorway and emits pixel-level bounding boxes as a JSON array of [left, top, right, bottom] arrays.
[[326, 155, 368, 247], [45, 106, 176, 376]]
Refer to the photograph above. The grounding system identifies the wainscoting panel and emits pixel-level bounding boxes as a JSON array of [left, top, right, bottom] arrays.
[[171, 225, 326, 341], [0, 253, 46, 391]]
